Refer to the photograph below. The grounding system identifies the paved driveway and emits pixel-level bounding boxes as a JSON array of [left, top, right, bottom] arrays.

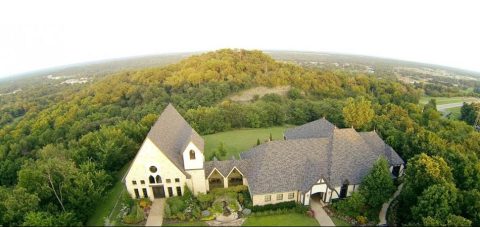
[[146, 199, 165, 226], [310, 196, 335, 226]]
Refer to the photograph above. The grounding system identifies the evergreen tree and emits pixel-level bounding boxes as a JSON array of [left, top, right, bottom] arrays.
[[359, 157, 396, 208]]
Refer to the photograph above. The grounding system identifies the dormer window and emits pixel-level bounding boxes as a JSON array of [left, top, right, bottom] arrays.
[[189, 150, 196, 160]]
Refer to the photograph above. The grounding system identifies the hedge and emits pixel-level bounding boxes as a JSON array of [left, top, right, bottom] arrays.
[[250, 201, 303, 212]]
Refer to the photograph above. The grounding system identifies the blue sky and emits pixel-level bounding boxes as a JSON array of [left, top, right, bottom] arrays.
[[0, 0, 479, 78]]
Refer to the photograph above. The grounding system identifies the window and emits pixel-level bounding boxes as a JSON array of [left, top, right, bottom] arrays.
[[140, 180, 145, 184], [176, 186, 182, 196], [156, 175, 162, 183], [168, 187, 173, 197], [264, 195, 271, 202], [149, 175, 155, 184], [276, 194, 283, 201], [175, 178, 180, 183], [166, 179, 171, 183], [288, 193, 295, 199], [189, 150, 196, 160], [142, 188, 148, 198], [132, 180, 137, 185], [134, 189, 140, 199], [149, 166, 157, 173]]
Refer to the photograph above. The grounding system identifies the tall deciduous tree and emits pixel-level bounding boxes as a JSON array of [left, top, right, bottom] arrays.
[[342, 96, 374, 130]]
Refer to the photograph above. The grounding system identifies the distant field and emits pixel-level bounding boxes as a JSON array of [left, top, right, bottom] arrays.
[[419, 96, 476, 105], [203, 126, 291, 160]]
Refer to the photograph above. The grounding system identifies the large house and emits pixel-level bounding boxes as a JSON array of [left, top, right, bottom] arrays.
[[124, 104, 404, 206]]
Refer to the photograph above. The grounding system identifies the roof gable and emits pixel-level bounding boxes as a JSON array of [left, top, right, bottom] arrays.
[[284, 118, 336, 140], [146, 104, 204, 174]]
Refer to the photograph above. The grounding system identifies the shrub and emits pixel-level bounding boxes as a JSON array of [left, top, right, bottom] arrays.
[[209, 202, 223, 214], [123, 204, 144, 224], [164, 203, 172, 218], [139, 198, 152, 209], [238, 193, 245, 205], [356, 215, 368, 225], [210, 185, 248, 196], [167, 197, 187, 214], [228, 201, 239, 211], [332, 192, 365, 217], [177, 212, 186, 221], [294, 204, 309, 214], [197, 193, 214, 210]]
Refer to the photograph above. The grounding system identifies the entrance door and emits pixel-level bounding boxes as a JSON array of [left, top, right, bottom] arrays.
[[152, 186, 165, 198]]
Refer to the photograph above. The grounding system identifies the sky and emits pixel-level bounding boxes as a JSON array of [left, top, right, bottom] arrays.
[[0, 0, 479, 78]]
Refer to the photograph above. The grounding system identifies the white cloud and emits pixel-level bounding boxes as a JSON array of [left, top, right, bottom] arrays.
[[0, 0, 479, 77]]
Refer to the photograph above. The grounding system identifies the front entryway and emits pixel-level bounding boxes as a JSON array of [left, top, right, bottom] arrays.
[[310, 194, 335, 226], [152, 186, 166, 198]]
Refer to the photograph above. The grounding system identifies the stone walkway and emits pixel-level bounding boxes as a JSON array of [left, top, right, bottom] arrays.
[[310, 198, 335, 226], [146, 199, 165, 226], [206, 218, 245, 226], [378, 183, 404, 225]]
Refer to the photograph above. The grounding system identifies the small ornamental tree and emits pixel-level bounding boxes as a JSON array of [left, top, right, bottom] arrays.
[[217, 142, 226, 158], [359, 157, 396, 209]]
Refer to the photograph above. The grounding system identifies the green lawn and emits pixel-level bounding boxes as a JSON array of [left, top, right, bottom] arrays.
[[203, 126, 291, 160], [87, 162, 131, 226], [163, 221, 208, 226], [243, 213, 319, 226], [331, 216, 351, 226], [445, 106, 462, 120]]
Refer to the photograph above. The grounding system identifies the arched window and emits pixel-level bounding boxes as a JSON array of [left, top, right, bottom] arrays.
[[156, 175, 162, 183], [189, 150, 196, 160], [149, 175, 155, 184]]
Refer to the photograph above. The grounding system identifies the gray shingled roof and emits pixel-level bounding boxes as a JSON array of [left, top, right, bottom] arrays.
[[146, 104, 204, 178], [284, 118, 336, 140], [240, 139, 330, 195], [237, 120, 405, 195], [359, 131, 404, 165], [327, 128, 380, 186]]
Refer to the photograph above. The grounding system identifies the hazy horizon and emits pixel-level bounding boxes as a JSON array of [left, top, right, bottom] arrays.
[[1, 0, 479, 78], [4, 49, 480, 80]]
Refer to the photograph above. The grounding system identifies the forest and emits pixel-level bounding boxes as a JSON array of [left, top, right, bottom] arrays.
[[0, 49, 479, 226]]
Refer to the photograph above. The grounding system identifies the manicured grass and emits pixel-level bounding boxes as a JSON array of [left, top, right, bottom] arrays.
[[445, 106, 462, 120], [331, 216, 352, 226], [87, 162, 131, 226], [203, 126, 291, 160], [163, 221, 208, 226], [420, 96, 479, 105], [243, 213, 319, 226]]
